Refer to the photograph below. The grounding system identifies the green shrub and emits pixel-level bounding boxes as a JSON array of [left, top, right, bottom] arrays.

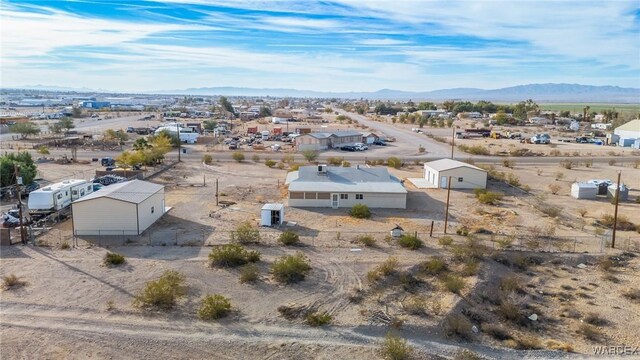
[[302, 149, 319, 162], [460, 261, 479, 277], [378, 257, 399, 276], [443, 314, 472, 339], [202, 154, 213, 165], [500, 275, 523, 293], [305, 311, 332, 326], [232, 221, 260, 243], [342, 161, 351, 167], [232, 152, 244, 162], [2, 274, 26, 290], [438, 236, 453, 246], [349, 204, 371, 219], [380, 333, 412, 360], [397, 234, 423, 250], [387, 157, 402, 169], [104, 252, 126, 266], [264, 159, 276, 168], [271, 253, 311, 284], [442, 275, 465, 294], [327, 157, 343, 166], [421, 257, 448, 275], [239, 264, 260, 283], [458, 144, 490, 155], [133, 270, 187, 310], [356, 234, 377, 247], [209, 244, 260, 268], [474, 189, 503, 205], [404, 296, 427, 315], [451, 237, 488, 262], [278, 231, 299, 246], [198, 294, 232, 320]]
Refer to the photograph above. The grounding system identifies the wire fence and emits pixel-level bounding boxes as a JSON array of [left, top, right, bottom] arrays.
[[27, 226, 640, 255]]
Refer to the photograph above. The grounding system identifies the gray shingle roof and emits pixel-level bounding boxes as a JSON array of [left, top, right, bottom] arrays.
[[74, 180, 163, 204], [287, 166, 407, 194]]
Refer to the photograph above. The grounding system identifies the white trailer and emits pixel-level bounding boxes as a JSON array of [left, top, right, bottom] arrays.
[[155, 123, 199, 144], [28, 179, 93, 216]]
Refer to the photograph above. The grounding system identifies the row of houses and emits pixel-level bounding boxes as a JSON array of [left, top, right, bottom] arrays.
[[295, 130, 379, 151]]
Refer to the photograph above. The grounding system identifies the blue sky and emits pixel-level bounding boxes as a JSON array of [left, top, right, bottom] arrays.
[[1, 0, 639, 92]]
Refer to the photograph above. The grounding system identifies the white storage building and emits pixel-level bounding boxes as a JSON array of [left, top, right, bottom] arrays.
[[423, 159, 487, 189], [71, 180, 166, 236], [571, 182, 598, 199], [614, 119, 640, 142]]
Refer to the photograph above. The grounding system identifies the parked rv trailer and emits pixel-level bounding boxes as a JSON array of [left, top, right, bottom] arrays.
[[27, 179, 93, 217]]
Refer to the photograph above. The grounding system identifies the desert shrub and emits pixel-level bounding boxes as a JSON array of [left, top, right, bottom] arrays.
[[277, 162, 285, 169], [418, 145, 425, 153], [515, 335, 543, 350], [507, 173, 520, 187], [278, 230, 300, 246], [133, 270, 187, 310], [536, 168, 543, 176], [404, 296, 427, 316], [104, 252, 126, 266], [232, 221, 260, 243], [460, 261, 479, 277], [349, 204, 371, 219], [482, 323, 512, 340], [623, 288, 640, 302], [421, 257, 448, 275], [381, 333, 412, 360], [342, 161, 351, 167], [327, 157, 343, 166], [456, 227, 469, 236], [264, 159, 276, 168], [443, 314, 472, 339], [387, 157, 402, 169], [497, 301, 521, 322], [578, 324, 602, 341], [503, 159, 515, 168], [496, 237, 513, 249], [599, 214, 635, 231], [538, 204, 561, 218], [239, 264, 260, 283], [474, 189, 503, 205], [302, 149, 319, 162], [305, 311, 332, 326], [442, 275, 465, 294], [458, 144, 490, 155], [454, 350, 483, 360], [271, 253, 311, 284], [578, 208, 588, 217], [559, 159, 573, 169], [2, 274, 26, 290], [356, 234, 377, 247], [209, 244, 260, 268], [549, 149, 561, 156], [398, 234, 423, 250], [198, 294, 232, 320], [609, 159, 616, 166], [232, 152, 245, 162], [60, 241, 71, 250], [555, 171, 565, 180], [439, 236, 454, 246], [202, 154, 213, 164], [281, 154, 295, 163], [252, 154, 260, 162], [500, 275, 523, 293], [451, 237, 488, 262], [584, 313, 608, 326], [545, 340, 574, 352], [379, 257, 399, 276], [548, 183, 561, 195]]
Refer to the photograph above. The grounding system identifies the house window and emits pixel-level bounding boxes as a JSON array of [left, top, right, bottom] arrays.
[[289, 192, 304, 199], [340, 194, 348, 200], [356, 194, 364, 200], [151, 206, 155, 214], [304, 192, 317, 200], [65, 191, 68, 196], [317, 192, 330, 200], [458, 177, 464, 182], [57, 194, 62, 200], [72, 190, 77, 195]]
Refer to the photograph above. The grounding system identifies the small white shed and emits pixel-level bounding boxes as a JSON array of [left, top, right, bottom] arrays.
[[261, 203, 284, 226], [423, 159, 487, 189], [571, 182, 598, 199]]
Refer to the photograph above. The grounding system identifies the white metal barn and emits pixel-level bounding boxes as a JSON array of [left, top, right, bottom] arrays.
[[571, 182, 597, 199], [71, 180, 166, 236], [261, 203, 284, 226], [614, 119, 640, 140], [423, 159, 487, 189]]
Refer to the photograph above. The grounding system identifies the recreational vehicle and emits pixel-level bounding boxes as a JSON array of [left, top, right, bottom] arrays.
[[27, 179, 93, 217]]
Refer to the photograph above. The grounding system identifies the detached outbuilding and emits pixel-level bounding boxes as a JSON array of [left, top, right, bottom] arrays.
[[72, 180, 166, 236], [423, 159, 487, 189]]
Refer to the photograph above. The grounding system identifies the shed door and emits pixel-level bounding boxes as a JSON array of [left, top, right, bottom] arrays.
[[440, 176, 448, 188], [331, 194, 339, 209], [271, 210, 280, 225]]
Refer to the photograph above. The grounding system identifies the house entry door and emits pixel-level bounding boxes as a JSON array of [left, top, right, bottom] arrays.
[[331, 194, 339, 208], [440, 176, 448, 188]]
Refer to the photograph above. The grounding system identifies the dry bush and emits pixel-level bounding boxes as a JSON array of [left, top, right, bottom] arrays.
[[474, 189, 503, 205], [264, 159, 276, 168], [545, 340, 574, 352], [578, 208, 588, 217], [2, 274, 26, 290], [497, 300, 521, 323], [60, 241, 71, 250], [305, 311, 332, 326], [599, 214, 635, 231], [403, 296, 428, 316], [536, 168, 543, 176], [451, 237, 488, 262], [104, 252, 126, 266], [439, 236, 454, 246], [209, 244, 260, 268], [555, 171, 565, 180], [514, 335, 543, 350], [133, 270, 187, 310], [278, 230, 300, 246], [356, 234, 377, 247], [397, 234, 423, 250], [559, 159, 573, 169], [379, 257, 399, 276], [429, 298, 444, 315], [232, 221, 260, 243], [454, 350, 484, 360], [239, 264, 260, 284], [548, 183, 561, 195], [496, 237, 513, 249], [421, 257, 448, 276], [584, 313, 609, 326], [623, 288, 640, 302], [442, 275, 465, 294], [271, 253, 311, 284], [578, 324, 603, 341], [443, 314, 472, 339], [202, 154, 213, 164], [380, 332, 412, 360], [198, 294, 232, 320], [460, 261, 479, 277], [500, 275, 524, 293], [482, 323, 512, 340], [503, 159, 515, 168]]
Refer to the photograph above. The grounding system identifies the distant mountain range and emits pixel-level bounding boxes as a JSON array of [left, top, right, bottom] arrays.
[[7, 83, 640, 103], [155, 83, 640, 103]]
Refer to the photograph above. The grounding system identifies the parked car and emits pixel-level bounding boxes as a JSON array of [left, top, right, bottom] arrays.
[[101, 157, 115, 166], [126, 127, 135, 133], [373, 140, 387, 146], [354, 143, 368, 151], [340, 145, 356, 151], [531, 134, 551, 144], [228, 144, 238, 150]]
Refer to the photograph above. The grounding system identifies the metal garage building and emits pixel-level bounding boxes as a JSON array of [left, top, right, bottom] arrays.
[[71, 180, 166, 236], [423, 159, 487, 189]]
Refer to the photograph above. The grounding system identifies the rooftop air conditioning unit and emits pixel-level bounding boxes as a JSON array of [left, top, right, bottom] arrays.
[[318, 164, 327, 175]]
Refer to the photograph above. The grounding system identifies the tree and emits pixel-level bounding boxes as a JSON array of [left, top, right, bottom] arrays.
[[116, 150, 145, 168], [219, 96, 236, 116], [104, 129, 128, 142], [203, 120, 217, 131], [58, 117, 75, 133], [259, 106, 272, 117], [9, 122, 40, 138], [494, 110, 509, 125], [442, 100, 456, 112], [302, 150, 319, 162], [417, 102, 436, 110], [37, 146, 50, 155], [71, 107, 82, 118], [133, 138, 151, 151], [0, 152, 37, 187]]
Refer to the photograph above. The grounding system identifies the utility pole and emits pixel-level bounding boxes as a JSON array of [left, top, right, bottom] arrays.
[[14, 165, 26, 244], [611, 171, 621, 248], [444, 176, 452, 234], [215, 178, 219, 206], [177, 123, 181, 162], [451, 126, 455, 159]]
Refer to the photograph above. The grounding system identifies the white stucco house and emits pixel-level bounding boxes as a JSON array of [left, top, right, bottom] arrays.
[[423, 159, 487, 189], [285, 165, 407, 209], [71, 180, 167, 236]]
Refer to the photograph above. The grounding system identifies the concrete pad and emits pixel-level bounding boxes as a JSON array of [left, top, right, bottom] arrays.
[[407, 178, 438, 189]]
